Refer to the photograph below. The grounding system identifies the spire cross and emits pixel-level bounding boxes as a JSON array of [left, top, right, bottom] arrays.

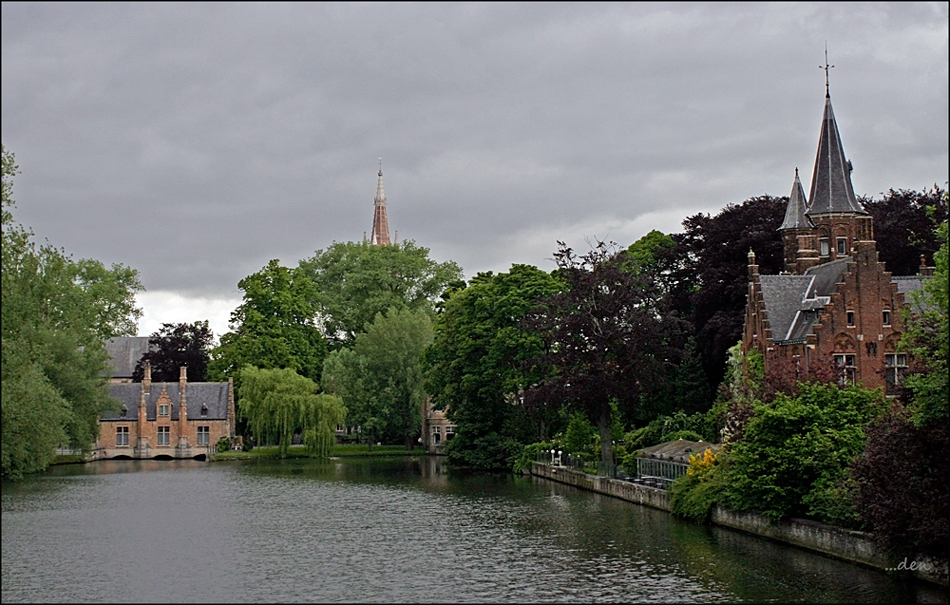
[[820, 44, 834, 97]]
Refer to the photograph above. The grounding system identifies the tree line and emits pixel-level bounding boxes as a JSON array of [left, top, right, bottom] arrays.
[[2, 141, 946, 564]]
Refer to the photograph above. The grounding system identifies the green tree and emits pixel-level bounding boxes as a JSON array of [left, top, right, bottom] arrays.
[[298, 240, 462, 349], [560, 411, 598, 459], [2, 145, 143, 477], [323, 307, 433, 448], [424, 265, 562, 470], [209, 260, 327, 384], [901, 215, 948, 427], [237, 365, 345, 458]]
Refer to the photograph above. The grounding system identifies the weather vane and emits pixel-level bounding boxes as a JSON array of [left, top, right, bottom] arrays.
[[820, 43, 834, 96]]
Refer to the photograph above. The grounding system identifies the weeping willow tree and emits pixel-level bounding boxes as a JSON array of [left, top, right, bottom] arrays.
[[237, 365, 346, 458]]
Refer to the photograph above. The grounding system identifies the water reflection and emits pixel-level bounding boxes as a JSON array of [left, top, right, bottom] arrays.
[[2, 457, 945, 604]]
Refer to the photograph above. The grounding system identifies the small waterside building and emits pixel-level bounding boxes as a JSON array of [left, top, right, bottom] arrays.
[[634, 439, 718, 490], [96, 363, 235, 460]]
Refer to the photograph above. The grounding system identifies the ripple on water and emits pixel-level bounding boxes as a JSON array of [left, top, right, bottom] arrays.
[[2, 458, 941, 604]]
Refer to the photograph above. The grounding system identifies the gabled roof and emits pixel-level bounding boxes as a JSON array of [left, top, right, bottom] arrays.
[[102, 382, 230, 421], [806, 94, 867, 216], [104, 336, 153, 378], [779, 168, 814, 230]]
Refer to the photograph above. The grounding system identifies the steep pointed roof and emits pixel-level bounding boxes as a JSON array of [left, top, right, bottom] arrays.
[[779, 168, 814, 230], [370, 164, 391, 246], [806, 93, 866, 216]]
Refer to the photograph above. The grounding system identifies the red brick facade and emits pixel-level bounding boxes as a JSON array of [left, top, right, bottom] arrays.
[[742, 89, 931, 395]]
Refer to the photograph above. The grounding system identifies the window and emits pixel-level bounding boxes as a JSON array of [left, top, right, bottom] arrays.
[[819, 238, 830, 257], [157, 426, 170, 446], [847, 311, 855, 327], [884, 353, 907, 397], [197, 426, 210, 446], [836, 237, 847, 255], [445, 426, 455, 441], [159, 403, 170, 416], [120, 406, 128, 418], [432, 426, 441, 444], [200, 405, 208, 417], [116, 426, 129, 447], [882, 310, 891, 326], [834, 354, 856, 386]]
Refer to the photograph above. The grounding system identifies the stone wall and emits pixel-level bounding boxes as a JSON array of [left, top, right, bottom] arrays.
[[530, 462, 947, 586]]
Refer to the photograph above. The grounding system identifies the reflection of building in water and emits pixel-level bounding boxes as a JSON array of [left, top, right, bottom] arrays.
[[419, 455, 450, 486], [421, 397, 455, 454]]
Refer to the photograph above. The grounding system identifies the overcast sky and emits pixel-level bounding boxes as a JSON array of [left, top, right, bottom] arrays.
[[3, 2, 947, 339]]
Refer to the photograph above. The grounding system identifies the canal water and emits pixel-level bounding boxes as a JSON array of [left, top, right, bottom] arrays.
[[1, 457, 944, 603]]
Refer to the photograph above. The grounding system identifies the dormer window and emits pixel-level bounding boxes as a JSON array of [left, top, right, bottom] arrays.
[[159, 403, 170, 416], [200, 405, 208, 418], [120, 406, 127, 418]]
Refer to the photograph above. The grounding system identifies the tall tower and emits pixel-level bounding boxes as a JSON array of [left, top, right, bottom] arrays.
[[779, 48, 872, 272], [370, 158, 391, 246]]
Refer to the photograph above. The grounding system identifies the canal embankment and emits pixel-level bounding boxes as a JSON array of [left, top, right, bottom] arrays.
[[531, 461, 948, 587]]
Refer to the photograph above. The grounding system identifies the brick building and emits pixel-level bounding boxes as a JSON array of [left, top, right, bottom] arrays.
[[97, 363, 235, 460], [742, 80, 932, 394], [421, 396, 455, 454]]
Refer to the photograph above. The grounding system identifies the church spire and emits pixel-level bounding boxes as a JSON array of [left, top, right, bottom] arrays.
[[370, 158, 391, 246], [806, 51, 866, 217]]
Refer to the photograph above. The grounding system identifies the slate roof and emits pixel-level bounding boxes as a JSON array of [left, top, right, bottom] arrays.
[[803, 257, 851, 296], [891, 276, 925, 295], [104, 336, 153, 379], [103, 382, 230, 421], [758, 260, 930, 345], [779, 168, 814, 230], [759, 275, 816, 342], [806, 94, 867, 216]]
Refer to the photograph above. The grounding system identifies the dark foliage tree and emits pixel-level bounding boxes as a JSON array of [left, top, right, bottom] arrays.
[[132, 321, 214, 383], [424, 265, 561, 470], [851, 406, 949, 560], [864, 186, 947, 276], [674, 195, 787, 396], [524, 241, 680, 471]]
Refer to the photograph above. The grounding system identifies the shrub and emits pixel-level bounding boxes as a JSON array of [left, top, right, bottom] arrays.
[[671, 449, 730, 523], [215, 436, 231, 453], [722, 383, 885, 524]]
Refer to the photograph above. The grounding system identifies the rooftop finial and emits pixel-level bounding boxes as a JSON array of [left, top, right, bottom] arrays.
[[378, 156, 382, 176], [820, 43, 834, 98]]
